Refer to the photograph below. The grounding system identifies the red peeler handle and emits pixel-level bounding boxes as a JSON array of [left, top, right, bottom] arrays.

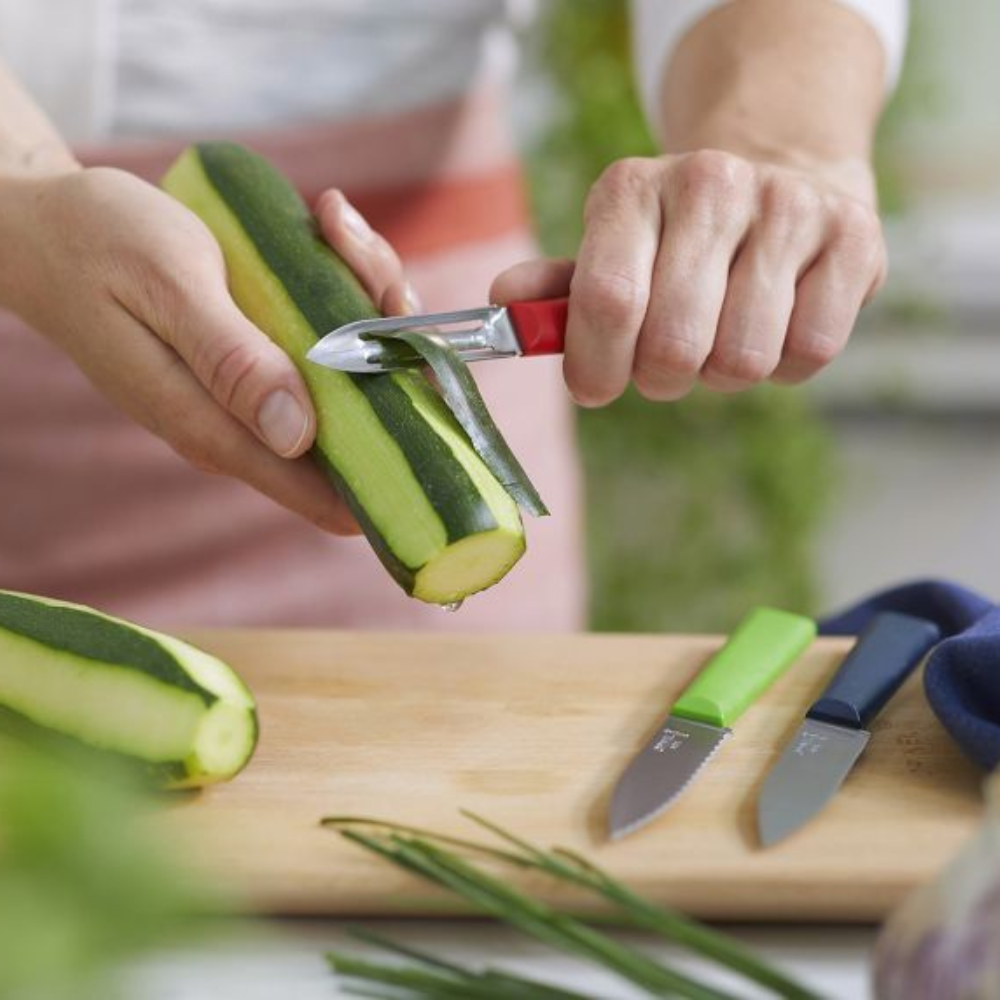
[[506, 297, 568, 357]]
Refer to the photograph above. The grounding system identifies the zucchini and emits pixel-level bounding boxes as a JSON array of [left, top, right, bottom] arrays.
[[0, 590, 258, 789], [162, 142, 526, 605]]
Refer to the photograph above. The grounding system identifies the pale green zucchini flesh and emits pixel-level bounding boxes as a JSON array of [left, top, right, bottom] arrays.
[[162, 142, 526, 605], [0, 590, 258, 789]]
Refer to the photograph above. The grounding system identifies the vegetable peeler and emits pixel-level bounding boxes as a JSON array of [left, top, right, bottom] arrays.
[[306, 297, 568, 373]]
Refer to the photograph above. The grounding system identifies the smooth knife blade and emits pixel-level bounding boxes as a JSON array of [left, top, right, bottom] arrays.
[[756, 718, 869, 847], [755, 611, 940, 848], [609, 717, 729, 841]]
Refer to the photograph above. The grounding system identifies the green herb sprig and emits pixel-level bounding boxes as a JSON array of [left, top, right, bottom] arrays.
[[321, 813, 824, 1000], [331, 926, 600, 999]]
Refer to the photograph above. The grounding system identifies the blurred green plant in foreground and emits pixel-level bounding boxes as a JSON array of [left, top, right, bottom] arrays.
[[523, 0, 833, 632], [0, 738, 210, 1000]]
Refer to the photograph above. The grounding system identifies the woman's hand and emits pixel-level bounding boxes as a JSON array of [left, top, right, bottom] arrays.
[[493, 0, 890, 407], [0, 166, 410, 533], [492, 150, 885, 406]]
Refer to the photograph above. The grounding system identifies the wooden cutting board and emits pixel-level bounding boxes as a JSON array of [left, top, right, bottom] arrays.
[[154, 629, 985, 922]]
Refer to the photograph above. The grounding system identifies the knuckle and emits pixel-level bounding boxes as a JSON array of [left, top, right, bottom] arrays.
[[633, 370, 692, 402], [573, 269, 647, 332], [828, 198, 882, 249], [586, 157, 650, 220], [761, 176, 822, 223], [73, 166, 132, 205], [565, 360, 626, 408], [678, 149, 751, 202], [571, 379, 625, 408], [314, 188, 341, 215], [635, 329, 704, 379], [200, 338, 267, 409], [369, 233, 403, 274], [598, 157, 651, 195], [784, 334, 842, 371], [867, 253, 889, 298], [704, 345, 775, 384], [631, 323, 705, 400]]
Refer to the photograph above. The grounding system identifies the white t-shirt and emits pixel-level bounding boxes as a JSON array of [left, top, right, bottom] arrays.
[[0, 0, 907, 143]]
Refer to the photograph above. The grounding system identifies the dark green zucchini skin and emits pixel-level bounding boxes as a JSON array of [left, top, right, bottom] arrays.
[[164, 142, 525, 603], [0, 591, 214, 703]]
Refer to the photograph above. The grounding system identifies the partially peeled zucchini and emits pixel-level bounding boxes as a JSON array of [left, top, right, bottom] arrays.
[[162, 142, 536, 605], [0, 590, 257, 789]]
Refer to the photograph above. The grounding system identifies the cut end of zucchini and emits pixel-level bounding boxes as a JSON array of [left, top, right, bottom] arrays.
[[177, 700, 260, 789], [412, 527, 527, 606]]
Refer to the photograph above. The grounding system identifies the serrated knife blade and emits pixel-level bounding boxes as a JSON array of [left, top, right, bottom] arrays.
[[609, 716, 730, 840], [756, 611, 941, 847], [608, 607, 817, 841]]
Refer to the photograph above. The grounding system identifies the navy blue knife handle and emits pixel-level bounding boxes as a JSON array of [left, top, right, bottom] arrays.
[[807, 611, 942, 730]]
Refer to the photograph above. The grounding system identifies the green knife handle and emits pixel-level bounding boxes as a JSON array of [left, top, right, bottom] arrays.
[[673, 607, 817, 728]]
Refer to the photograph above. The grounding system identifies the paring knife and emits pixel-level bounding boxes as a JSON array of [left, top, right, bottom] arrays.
[[608, 607, 816, 841], [756, 610, 941, 848], [306, 297, 568, 373]]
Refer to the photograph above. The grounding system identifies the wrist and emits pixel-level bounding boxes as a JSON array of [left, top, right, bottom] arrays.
[[656, 0, 885, 209], [664, 117, 878, 207], [0, 167, 76, 313], [0, 138, 80, 184]]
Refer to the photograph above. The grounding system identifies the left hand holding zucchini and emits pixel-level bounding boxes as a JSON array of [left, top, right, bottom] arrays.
[[0, 590, 258, 789], [0, 165, 356, 535]]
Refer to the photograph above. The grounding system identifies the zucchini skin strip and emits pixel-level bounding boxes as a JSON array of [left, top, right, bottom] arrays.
[[371, 329, 549, 518]]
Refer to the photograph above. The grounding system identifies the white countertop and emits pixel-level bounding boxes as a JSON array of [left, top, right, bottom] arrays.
[[125, 920, 877, 999]]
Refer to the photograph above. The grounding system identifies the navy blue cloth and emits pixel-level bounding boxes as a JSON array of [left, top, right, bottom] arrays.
[[821, 579, 1000, 771]]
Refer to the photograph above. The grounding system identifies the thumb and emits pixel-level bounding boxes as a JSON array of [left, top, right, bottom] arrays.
[[166, 288, 317, 459], [489, 257, 575, 305]]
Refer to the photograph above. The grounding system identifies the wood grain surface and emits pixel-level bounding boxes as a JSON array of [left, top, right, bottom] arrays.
[[152, 630, 985, 922]]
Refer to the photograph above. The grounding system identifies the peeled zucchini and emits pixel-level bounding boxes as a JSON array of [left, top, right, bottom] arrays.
[[0, 590, 257, 789], [162, 142, 527, 605]]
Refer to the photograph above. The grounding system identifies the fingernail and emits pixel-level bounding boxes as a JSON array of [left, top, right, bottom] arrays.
[[258, 389, 309, 456], [403, 282, 423, 314], [340, 198, 372, 241]]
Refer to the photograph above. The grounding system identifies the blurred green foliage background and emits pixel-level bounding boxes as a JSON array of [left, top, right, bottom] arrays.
[[0, 741, 209, 1000], [523, 1, 833, 632]]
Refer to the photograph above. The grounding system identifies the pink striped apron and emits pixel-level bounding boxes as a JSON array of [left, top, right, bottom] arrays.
[[0, 87, 585, 631]]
